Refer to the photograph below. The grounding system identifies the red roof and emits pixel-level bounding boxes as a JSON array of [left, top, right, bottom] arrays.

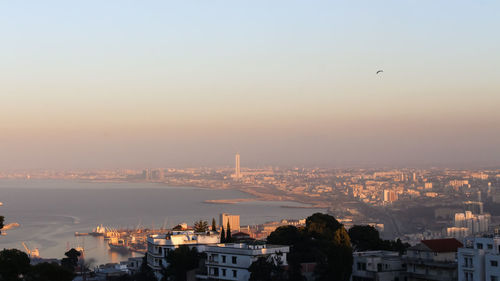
[[421, 238, 463, 253]]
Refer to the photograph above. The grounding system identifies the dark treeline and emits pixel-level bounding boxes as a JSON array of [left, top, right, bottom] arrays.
[[348, 225, 410, 254], [251, 213, 411, 281], [0, 249, 74, 281], [260, 213, 353, 281]]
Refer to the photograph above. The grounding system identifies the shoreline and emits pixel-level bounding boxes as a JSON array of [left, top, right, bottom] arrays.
[[2, 178, 328, 209]]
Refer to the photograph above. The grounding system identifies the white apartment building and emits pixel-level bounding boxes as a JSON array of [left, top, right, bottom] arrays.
[[204, 243, 289, 281], [458, 237, 500, 281], [351, 251, 405, 281], [147, 230, 220, 280]]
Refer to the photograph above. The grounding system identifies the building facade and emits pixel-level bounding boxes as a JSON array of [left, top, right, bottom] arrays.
[[458, 237, 500, 281], [204, 243, 289, 281], [404, 238, 462, 281], [351, 251, 405, 281], [147, 230, 220, 279], [220, 213, 240, 232]]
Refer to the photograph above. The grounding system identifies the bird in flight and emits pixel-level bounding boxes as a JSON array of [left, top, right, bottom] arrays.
[[376, 70, 384, 74]]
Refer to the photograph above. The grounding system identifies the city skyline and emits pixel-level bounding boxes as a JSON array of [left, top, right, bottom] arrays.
[[2, 2, 500, 280], [1, 1, 500, 169]]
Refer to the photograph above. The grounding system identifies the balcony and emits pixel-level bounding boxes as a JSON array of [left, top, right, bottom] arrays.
[[403, 257, 457, 269], [206, 259, 219, 265], [461, 263, 473, 269]]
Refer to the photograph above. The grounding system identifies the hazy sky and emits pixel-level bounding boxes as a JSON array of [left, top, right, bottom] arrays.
[[1, 1, 499, 169]]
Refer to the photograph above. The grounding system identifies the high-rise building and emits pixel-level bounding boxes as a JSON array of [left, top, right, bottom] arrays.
[[234, 153, 241, 179], [465, 201, 484, 214], [453, 210, 490, 234], [383, 190, 398, 203], [143, 169, 152, 181], [220, 213, 240, 232], [446, 227, 470, 240]]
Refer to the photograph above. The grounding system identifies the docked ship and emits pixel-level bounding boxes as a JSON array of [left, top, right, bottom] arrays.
[[108, 238, 129, 253], [89, 224, 105, 236], [128, 235, 147, 254]]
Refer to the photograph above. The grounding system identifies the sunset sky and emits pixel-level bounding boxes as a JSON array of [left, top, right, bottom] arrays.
[[1, 1, 499, 169]]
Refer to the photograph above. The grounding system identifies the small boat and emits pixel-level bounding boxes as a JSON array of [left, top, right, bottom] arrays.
[[74, 232, 89, 236]]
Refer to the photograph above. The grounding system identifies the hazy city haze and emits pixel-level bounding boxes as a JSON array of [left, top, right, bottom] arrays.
[[1, 1, 499, 169]]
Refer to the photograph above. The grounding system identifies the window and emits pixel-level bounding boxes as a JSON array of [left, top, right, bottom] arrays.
[[357, 263, 366, 270], [492, 276, 499, 281], [232, 256, 237, 264], [488, 244, 494, 249], [211, 254, 218, 262], [232, 270, 237, 278], [477, 243, 484, 249], [492, 260, 498, 267], [222, 255, 226, 263], [222, 269, 226, 276]]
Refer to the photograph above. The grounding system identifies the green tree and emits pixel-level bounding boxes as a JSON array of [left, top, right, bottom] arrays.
[[348, 225, 410, 254], [220, 225, 226, 243], [172, 224, 184, 231], [313, 243, 352, 281], [267, 213, 353, 281], [267, 225, 303, 246], [60, 248, 81, 272], [306, 213, 342, 241], [378, 238, 410, 254], [161, 246, 200, 281], [211, 218, 217, 231], [286, 251, 306, 281], [348, 225, 380, 251], [248, 254, 285, 281], [0, 249, 31, 281], [305, 213, 352, 281], [0, 216, 4, 234], [226, 222, 232, 243], [193, 220, 209, 232], [332, 227, 351, 248], [267, 225, 314, 263], [25, 262, 74, 281]]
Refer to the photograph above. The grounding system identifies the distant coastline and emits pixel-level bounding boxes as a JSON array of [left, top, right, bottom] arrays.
[[203, 198, 254, 204]]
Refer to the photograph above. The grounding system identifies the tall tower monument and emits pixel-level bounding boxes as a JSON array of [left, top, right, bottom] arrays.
[[235, 153, 241, 179]]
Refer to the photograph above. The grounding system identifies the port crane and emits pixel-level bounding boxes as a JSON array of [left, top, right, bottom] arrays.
[[22, 242, 40, 258]]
